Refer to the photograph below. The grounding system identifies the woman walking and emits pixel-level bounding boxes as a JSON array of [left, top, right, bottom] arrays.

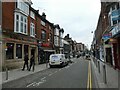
[[29, 55, 35, 71]]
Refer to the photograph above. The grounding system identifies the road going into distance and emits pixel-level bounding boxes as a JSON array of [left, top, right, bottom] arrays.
[[3, 57, 98, 89]]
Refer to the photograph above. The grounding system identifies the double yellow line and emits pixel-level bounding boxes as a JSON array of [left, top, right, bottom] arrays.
[[87, 61, 92, 90]]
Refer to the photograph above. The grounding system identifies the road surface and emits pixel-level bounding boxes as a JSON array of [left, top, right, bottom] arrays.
[[2, 57, 98, 89]]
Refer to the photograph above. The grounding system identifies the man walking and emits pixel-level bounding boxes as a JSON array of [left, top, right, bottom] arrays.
[[29, 55, 35, 71], [22, 53, 29, 71]]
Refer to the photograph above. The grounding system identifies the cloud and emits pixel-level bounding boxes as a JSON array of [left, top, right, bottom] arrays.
[[32, 0, 101, 48]]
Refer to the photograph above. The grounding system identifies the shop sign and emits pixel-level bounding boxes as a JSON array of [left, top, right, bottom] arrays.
[[104, 44, 111, 48], [42, 43, 50, 47], [111, 23, 120, 36], [109, 38, 117, 43], [102, 33, 112, 41]]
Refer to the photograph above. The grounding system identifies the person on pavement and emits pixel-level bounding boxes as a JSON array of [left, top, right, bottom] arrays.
[[29, 55, 35, 71], [22, 53, 29, 71]]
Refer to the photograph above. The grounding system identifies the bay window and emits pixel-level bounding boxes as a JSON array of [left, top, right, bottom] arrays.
[[14, 12, 27, 34], [16, 0, 29, 15]]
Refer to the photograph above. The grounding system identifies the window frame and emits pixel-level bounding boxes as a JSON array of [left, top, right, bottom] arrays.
[[30, 22, 35, 37], [41, 30, 46, 40], [6, 43, 14, 60], [30, 11, 35, 19], [41, 20, 46, 26], [16, 44, 22, 59], [16, 0, 29, 15], [14, 12, 28, 35]]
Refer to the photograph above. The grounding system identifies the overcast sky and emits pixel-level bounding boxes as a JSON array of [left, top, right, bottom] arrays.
[[31, 0, 101, 49]]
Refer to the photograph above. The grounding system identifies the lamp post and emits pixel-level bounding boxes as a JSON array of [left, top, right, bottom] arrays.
[[38, 41, 42, 64]]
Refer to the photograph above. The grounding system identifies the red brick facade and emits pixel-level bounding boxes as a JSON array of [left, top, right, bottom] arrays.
[[2, 1, 55, 69], [2, 2, 15, 32]]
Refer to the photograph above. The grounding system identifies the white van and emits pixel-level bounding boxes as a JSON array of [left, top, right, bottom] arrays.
[[49, 54, 68, 67]]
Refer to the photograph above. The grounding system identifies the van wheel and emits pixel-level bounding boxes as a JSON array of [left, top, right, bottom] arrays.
[[50, 65, 53, 68]]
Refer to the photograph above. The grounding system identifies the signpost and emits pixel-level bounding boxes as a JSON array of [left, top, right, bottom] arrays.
[[102, 33, 112, 41]]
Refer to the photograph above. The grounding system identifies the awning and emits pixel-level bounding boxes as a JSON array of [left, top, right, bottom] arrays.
[[44, 50, 55, 52]]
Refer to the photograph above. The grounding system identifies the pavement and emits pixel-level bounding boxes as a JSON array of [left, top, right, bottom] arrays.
[[91, 56, 119, 89], [91, 57, 108, 88], [1, 63, 49, 85], [1, 58, 73, 85]]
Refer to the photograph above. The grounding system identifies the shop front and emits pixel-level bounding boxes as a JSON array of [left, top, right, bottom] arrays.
[[110, 23, 120, 70], [38, 42, 55, 64], [2, 34, 38, 70]]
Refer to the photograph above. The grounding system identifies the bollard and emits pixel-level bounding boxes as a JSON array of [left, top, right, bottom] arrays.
[[98, 61, 100, 73], [46, 61, 48, 68], [6, 68, 8, 80], [103, 65, 107, 84], [118, 70, 120, 90]]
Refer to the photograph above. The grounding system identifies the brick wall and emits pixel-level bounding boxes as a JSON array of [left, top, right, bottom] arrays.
[[2, 2, 15, 31]]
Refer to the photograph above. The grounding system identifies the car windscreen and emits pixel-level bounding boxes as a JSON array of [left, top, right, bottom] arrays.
[[51, 55, 59, 60]]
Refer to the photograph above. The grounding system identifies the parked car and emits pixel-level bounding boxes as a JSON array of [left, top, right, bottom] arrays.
[[85, 54, 90, 60], [49, 54, 68, 68]]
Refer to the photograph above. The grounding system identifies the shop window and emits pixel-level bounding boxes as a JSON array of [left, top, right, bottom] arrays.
[[16, 44, 22, 59], [113, 20, 117, 25], [24, 45, 28, 55], [6, 43, 14, 59], [118, 19, 120, 23]]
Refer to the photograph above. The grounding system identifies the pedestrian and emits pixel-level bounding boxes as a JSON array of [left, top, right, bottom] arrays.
[[22, 53, 29, 71], [29, 55, 35, 71]]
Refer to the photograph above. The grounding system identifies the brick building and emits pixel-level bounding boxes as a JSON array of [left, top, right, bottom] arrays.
[[2, 0, 39, 70], [1, 0, 55, 69], [54, 24, 64, 54], [93, 2, 120, 70], [36, 12, 55, 64]]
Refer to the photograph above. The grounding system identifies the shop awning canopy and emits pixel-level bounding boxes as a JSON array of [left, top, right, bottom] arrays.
[[44, 50, 55, 52]]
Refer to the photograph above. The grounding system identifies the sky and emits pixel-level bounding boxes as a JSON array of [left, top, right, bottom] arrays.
[[31, 0, 101, 49]]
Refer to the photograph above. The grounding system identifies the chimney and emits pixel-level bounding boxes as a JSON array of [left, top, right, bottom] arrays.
[[37, 10, 39, 13], [67, 34, 69, 38], [42, 12, 46, 19]]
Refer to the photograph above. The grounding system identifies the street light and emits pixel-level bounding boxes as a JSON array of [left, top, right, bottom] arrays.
[[38, 41, 42, 64]]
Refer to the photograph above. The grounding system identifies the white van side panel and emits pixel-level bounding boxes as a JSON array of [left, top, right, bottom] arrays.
[[49, 54, 67, 66]]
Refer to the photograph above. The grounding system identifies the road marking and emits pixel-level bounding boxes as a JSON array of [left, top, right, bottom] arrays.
[[87, 61, 92, 90], [55, 71, 57, 73], [41, 77, 46, 80], [65, 66, 70, 69], [48, 73, 53, 76], [27, 77, 47, 87], [26, 82, 36, 87], [35, 81, 44, 86], [59, 69, 62, 71]]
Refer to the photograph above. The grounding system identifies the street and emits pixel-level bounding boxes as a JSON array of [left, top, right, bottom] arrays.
[[2, 57, 98, 88]]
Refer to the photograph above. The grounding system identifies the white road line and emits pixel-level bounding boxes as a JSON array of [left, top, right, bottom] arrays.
[[41, 77, 46, 80], [65, 66, 70, 69], [35, 81, 43, 86], [26, 82, 36, 87], [54, 71, 57, 73], [48, 73, 53, 76], [59, 69, 61, 71]]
